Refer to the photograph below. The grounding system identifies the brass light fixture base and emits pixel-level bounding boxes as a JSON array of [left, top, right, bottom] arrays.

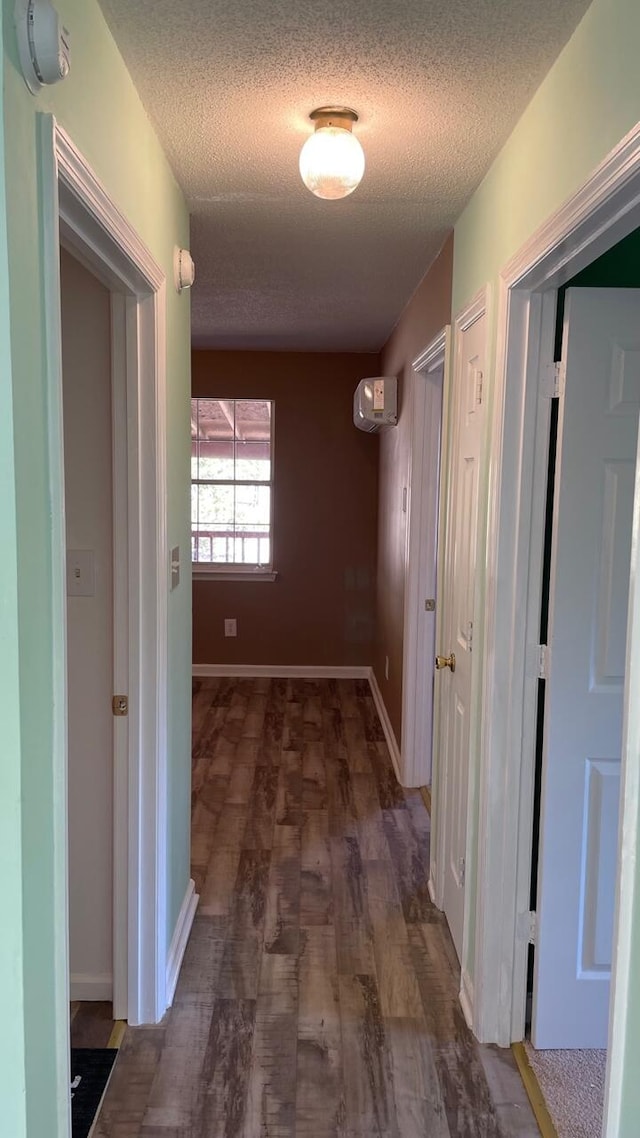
[[309, 106, 358, 132]]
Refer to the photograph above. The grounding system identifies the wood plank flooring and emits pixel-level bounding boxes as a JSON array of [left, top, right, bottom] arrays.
[[94, 677, 539, 1137], [70, 1001, 115, 1049]]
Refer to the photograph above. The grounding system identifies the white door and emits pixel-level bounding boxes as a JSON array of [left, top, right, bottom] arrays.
[[532, 288, 640, 1049], [438, 308, 486, 960], [401, 345, 445, 789]]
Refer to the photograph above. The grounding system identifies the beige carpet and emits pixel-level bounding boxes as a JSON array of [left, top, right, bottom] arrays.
[[524, 1042, 607, 1138]]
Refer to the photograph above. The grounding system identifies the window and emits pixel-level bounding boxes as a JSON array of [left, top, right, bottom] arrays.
[[191, 398, 274, 575]]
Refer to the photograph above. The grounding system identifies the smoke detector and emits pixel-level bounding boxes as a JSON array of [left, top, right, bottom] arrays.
[[15, 0, 70, 95]]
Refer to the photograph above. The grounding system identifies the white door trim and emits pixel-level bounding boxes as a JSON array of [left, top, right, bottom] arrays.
[[474, 116, 640, 1124], [430, 292, 487, 957], [400, 328, 449, 789], [40, 115, 169, 1054], [109, 292, 130, 1020]]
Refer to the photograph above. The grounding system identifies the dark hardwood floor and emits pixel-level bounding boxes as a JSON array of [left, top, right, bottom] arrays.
[[94, 677, 539, 1137], [70, 1001, 115, 1049]]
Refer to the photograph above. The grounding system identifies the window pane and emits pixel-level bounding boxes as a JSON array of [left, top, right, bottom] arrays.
[[236, 440, 271, 481], [235, 399, 271, 442], [194, 398, 233, 440], [197, 484, 234, 525], [235, 484, 270, 529], [191, 398, 273, 567], [198, 439, 234, 480]]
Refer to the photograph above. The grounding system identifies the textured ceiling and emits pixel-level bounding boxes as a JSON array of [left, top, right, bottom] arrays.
[[98, 0, 591, 351]]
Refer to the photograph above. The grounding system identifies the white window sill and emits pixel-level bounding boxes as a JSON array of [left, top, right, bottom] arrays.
[[192, 566, 278, 583]]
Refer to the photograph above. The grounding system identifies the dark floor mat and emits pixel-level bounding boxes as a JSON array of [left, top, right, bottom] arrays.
[[70, 1048, 117, 1138]]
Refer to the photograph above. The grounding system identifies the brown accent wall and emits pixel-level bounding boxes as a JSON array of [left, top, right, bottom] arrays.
[[374, 235, 454, 741], [192, 351, 380, 667]]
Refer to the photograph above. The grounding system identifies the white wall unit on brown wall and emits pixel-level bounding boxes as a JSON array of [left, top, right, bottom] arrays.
[[61, 247, 114, 1000]]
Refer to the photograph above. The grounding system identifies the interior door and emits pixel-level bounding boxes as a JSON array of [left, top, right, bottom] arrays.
[[532, 288, 640, 1049], [438, 308, 486, 961]]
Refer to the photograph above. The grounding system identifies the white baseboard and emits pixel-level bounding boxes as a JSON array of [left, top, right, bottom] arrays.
[[460, 968, 475, 1031], [193, 664, 371, 679], [367, 667, 403, 785], [70, 973, 113, 1001], [166, 879, 199, 1008]]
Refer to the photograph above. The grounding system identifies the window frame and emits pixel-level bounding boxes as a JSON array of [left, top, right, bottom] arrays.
[[191, 396, 276, 580]]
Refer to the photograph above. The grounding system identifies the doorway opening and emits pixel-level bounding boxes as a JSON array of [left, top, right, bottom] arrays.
[[41, 116, 170, 1126], [401, 328, 449, 791], [472, 121, 640, 1138], [522, 229, 640, 1135], [61, 246, 118, 1037]]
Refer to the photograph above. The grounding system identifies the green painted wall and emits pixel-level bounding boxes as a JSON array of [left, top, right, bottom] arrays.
[[451, 0, 640, 1128], [0, 9, 27, 1135], [1, 1, 192, 1133], [453, 0, 640, 313]]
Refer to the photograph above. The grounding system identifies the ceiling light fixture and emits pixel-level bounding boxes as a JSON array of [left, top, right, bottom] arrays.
[[299, 107, 365, 201]]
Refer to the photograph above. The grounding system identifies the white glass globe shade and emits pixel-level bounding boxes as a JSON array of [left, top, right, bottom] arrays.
[[299, 126, 365, 200]]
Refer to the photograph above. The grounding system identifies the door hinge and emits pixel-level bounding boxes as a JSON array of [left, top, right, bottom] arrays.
[[425, 598, 436, 612], [475, 368, 484, 407], [517, 910, 537, 944], [112, 695, 128, 717], [542, 360, 565, 399], [458, 857, 466, 888], [537, 644, 550, 680]]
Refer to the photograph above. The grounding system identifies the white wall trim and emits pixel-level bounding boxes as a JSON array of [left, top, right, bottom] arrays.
[[109, 294, 129, 1023], [460, 969, 475, 1030], [502, 120, 640, 291], [475, 115, 640, 1094], [429, 326, 455, 911], [42, 116, 170, 1052], [368, 668, 403, 785], [165, 879, 199, 1008], [39, 114, 73, 1138], [412, 328, 449, 374], [453, 286, 490, 998], [70, 974, 113, 1002], [400, 327, 449, 787], [193, 663, 371, 679]]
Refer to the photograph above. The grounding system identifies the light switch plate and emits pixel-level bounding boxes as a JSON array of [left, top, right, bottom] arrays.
[[67, 549, 95, 597]]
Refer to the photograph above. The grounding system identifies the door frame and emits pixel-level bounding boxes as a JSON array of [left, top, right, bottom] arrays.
[[41, 115, 169, 1046], [428, 289, 482, 1019], [473, 119, 640, 1124], [400, 327, 449, 787]]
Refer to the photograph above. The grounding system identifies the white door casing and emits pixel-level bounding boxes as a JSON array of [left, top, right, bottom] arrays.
[[438, 296, 487, 964], [470, 127, 640, 1138], [532, 288, 640, 1049], [40, 116, 169, 1130], [401, 328, 448, 788]]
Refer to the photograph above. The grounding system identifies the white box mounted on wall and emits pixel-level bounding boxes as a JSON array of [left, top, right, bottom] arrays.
[[353, 376, 397, 433]]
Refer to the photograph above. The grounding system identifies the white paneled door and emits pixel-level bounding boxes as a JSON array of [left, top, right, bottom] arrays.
[[532, 288, 640, 1049], [438, 305, 486, 962]]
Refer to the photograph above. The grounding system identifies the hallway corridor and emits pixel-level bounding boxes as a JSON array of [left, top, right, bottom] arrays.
[[95, 677, 538, 1137]]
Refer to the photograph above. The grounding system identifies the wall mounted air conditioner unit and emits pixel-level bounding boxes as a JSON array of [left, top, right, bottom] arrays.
[[353, 376, 397, 433]]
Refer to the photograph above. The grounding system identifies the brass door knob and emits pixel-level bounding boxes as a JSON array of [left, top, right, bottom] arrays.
[[435, 653, 456, 673]]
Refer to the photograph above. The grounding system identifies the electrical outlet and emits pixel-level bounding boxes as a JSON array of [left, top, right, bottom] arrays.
[[385, 655, 389, 680], [224, 618, 237, 637]]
